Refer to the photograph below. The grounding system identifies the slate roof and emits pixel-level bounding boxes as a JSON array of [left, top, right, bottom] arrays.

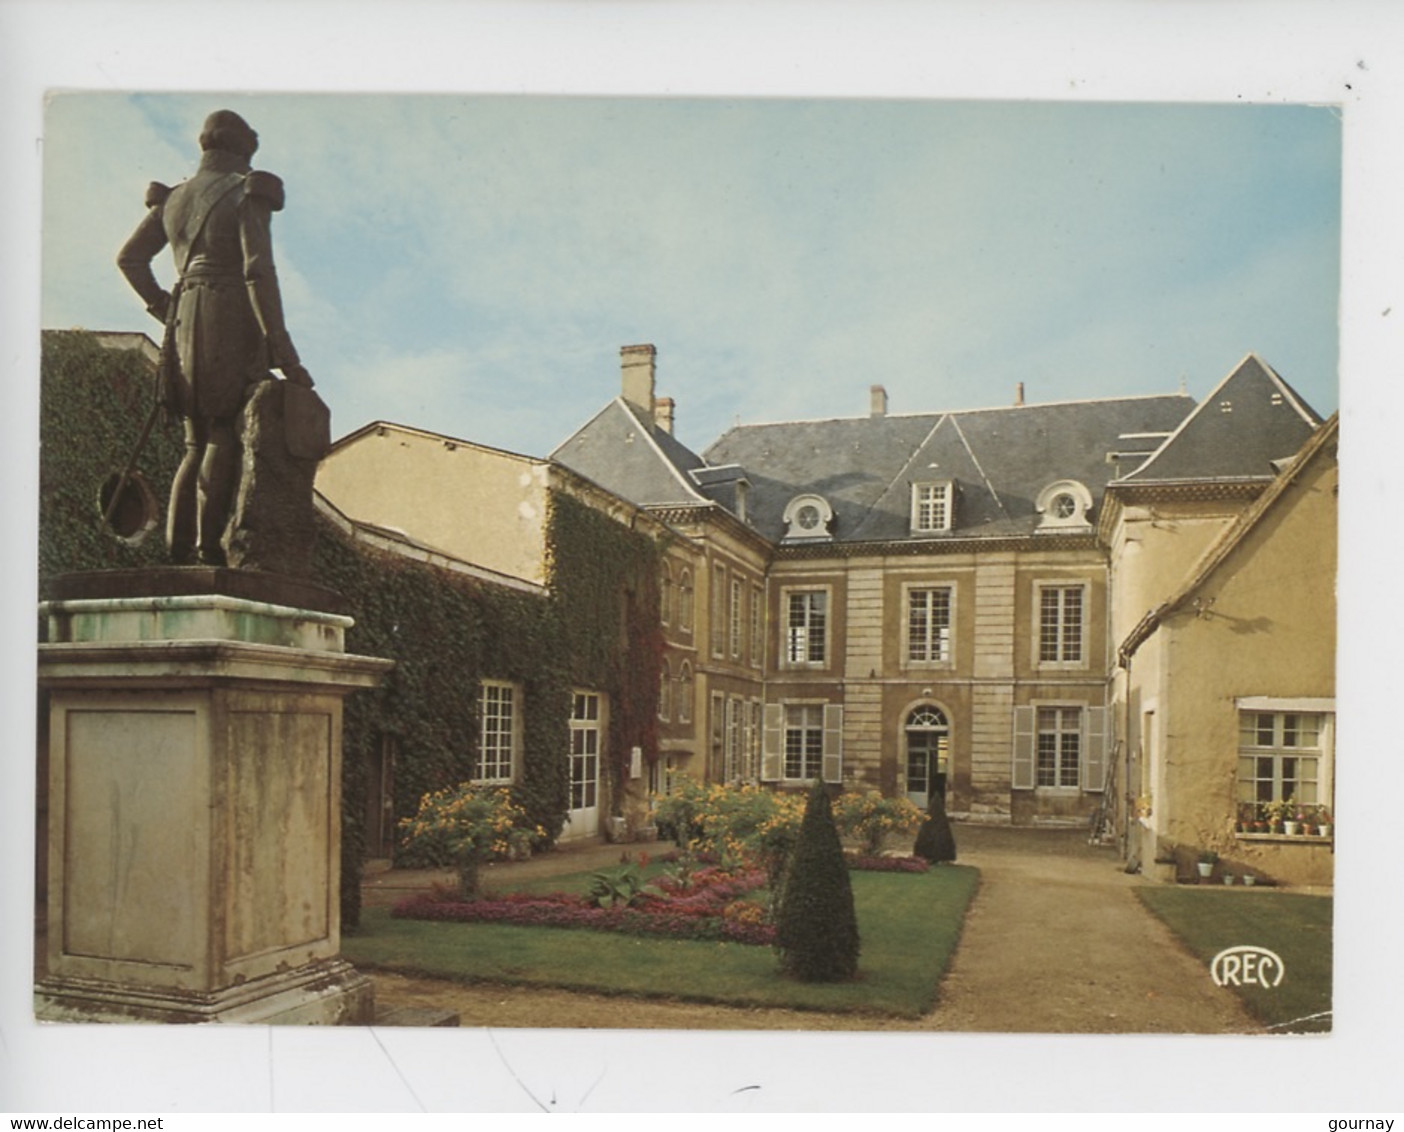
[[702, 394, 1196, 544], [1116, 354, 1322, 485], [550, 398, 709, 507]]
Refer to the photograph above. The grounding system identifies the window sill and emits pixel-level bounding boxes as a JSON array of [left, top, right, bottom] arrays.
[[1235, 832, 1334, 844]]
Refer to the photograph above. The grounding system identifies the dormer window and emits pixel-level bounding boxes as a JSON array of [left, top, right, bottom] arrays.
[[1035, 480, 1094, 533], [911, 481, 954, 534], [782, 493, 833, 540]]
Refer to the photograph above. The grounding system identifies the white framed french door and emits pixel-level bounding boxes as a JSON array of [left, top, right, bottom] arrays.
[[566, 690, 602, 838]]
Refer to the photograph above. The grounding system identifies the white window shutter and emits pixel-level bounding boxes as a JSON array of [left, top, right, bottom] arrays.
[[762, 703, 783, 782], [822, 704, 844, 783], [1084, 706, 1108, 792], [1012, 705, 1035, 790]]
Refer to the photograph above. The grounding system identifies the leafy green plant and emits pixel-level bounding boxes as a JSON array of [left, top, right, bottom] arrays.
[[585, 863, 662, 909], [776, 780, 860, 983], [398, 782, 542, 900], [834, 790, 924, 855], [913, 791, 958, 864]]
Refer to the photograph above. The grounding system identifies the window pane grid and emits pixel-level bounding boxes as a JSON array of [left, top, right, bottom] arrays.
[[1236, 711, 1325, 806], [477, 683, 516, 782], [784, 704, 824, 780], [786, 591, 827, 664], [1038, 585, 1083, 663], [907, 587, 952, 662], [1035, 705, 1081, 788]]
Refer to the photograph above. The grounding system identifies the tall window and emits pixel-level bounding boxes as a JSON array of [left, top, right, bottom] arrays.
[[747, 699, 762, 781], [784, 704, 825, 781], [677, 662, 693, 724], [730, 577, 743, 659], [750, 583, 764, 668], [659, 562, 673, 627], [569, 692, 600, 812], [1238, 711, 1324, 805], [786, 590, 828, 665], [658, 659, 670, 722], [710, 692, 726, 777], [1036, 706, 1081, 788], [1038, 584, 1084, 664], [912, 482, 953, 533], [678, 569, 694, 633], [711, 564, 726, 657], [907, 587, 953, 663], [476, 681, 518, 782], [725, 697, 743, 781]]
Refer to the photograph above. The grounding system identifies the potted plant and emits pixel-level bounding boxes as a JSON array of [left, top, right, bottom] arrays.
[[1282, 796, 1301, 836], [1196, 849, 1217, 880], [1242, 873, 1257, 887], [1222, 872, 1235, 885], [1315, 806, 1333, 838]]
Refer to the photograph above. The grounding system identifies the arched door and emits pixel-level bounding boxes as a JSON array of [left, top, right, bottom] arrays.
[[905, 705, 950, 811]]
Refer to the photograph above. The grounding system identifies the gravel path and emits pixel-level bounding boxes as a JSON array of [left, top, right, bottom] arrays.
[[367, 827, 1261, 1034]]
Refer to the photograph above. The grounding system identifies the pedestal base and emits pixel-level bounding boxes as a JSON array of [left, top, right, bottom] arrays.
[[35, 958, 374, 1026]]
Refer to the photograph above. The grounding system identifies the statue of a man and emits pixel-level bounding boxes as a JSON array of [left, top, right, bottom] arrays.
[[118, 109, 312, 566]]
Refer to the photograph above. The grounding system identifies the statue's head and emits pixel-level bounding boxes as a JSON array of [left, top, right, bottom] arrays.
[[199, 110, 259, 159]]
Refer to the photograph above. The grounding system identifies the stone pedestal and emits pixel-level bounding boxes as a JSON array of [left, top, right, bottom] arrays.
[[36, 569, 392, 1025]]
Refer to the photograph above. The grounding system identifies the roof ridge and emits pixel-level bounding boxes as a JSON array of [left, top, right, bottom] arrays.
[[613, 397, 710, 503], [949, 415, 1009, 519]]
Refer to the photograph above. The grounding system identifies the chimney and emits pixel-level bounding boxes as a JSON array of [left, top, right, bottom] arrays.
[[870, 384, 888, 418], [654, 396, 676, 435], [1014, 381, 1025, 407], [621, 344, 656, 417]]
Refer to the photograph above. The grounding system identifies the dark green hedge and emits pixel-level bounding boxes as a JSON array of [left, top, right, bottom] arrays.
[[38, 331, 661, 933]]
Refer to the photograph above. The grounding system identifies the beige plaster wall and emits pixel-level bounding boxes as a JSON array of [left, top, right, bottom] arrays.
[[317, 428, 551, 585], [1143, 453, 1337, 887]]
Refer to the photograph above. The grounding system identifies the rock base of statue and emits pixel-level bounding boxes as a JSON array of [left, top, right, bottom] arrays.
[[225, 379, 330, 576], [35, 568, 389, 1025]]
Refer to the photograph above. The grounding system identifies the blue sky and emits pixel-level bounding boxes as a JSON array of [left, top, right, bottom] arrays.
[[42, 93, 1341, 459]]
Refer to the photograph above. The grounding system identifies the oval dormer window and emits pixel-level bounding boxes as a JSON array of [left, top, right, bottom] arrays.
[[1035, 480, 1093, 533], [783, 493, 834, 540]]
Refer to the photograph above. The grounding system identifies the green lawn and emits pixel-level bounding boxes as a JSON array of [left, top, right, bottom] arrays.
[[1136, 887, 1332, 1033], [345, 866, 979, 1018]]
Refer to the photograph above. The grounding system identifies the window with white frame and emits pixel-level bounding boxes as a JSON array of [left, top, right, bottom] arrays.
[[783, 703, 825, 781], [678, 569, 694, 633], [747, 699, 762, 781], [710, 691, 725, 776], [711, 564, 726, 657], [660, 561, 673, 627], [911, 481, 954, 533], [1037, 583, 1085, 665], [476, 681, 519, 782], [725, 696, 743, 781], [907, 586, 953, 663], [568, 691, 600, 811], [730, 576, 743, 659], [750, 583, 764, 668], [677, 663, 693, 724], [1237, 710, 1328, 807], [785, 589, 828, 666], [1036, 705, 1082, 788]]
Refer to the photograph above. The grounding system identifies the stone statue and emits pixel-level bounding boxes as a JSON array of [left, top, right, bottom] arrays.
[[118, 109, 321, 569]]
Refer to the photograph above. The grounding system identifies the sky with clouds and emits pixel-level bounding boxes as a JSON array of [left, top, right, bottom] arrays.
[[42, 93, 1340, 459]]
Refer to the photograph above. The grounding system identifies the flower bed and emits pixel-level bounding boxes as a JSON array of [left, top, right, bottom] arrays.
[[393, 865, 776, 945], [845, 853, 930, 873]]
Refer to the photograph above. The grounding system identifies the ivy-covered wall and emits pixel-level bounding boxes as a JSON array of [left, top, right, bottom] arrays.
[[38, 330, 663, 932]]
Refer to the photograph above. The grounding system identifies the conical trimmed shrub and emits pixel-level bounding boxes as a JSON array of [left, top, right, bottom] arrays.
[[776, 780, 860, 982], [913, 789, 957, 863]]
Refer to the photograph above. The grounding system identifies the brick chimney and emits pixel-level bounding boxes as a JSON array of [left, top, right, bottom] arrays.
[[1015, 381, 1025, 407], [621, 344, 656, 417], [654, 396, 676, 435], [870, 384, 888, 418]]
